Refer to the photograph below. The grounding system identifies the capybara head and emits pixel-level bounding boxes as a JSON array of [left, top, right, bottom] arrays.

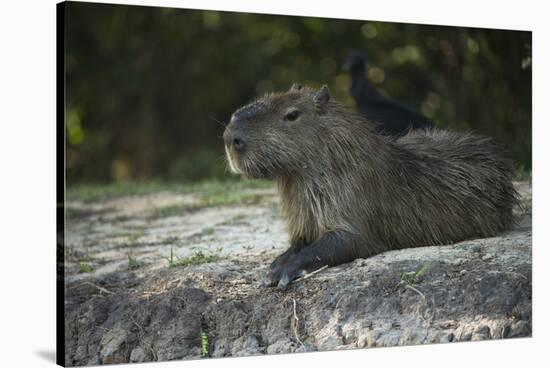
[[223, 83, 334, 179]]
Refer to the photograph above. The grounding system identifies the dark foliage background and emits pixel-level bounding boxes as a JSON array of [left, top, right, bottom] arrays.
[[65, 2, 531, 184]]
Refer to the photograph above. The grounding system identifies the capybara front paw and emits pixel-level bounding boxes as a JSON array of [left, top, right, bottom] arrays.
[[261, 260, 306, 288]]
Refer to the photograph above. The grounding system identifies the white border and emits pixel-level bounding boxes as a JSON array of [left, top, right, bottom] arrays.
[[0, 0, 547, 367]]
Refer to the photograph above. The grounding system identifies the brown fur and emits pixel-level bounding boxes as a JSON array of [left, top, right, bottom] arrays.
[[223, 84, 519, 286]]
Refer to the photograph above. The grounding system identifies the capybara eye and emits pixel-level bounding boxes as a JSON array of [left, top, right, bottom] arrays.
[[284, 110, 301, 121]]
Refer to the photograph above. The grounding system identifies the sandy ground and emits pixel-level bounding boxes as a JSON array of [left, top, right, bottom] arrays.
[[63, 181, 532, 366]]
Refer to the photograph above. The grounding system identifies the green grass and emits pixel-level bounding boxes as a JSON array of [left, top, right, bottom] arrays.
[[200, 192, 264, 207], [158, 236, 180, 245], [401, 265, 429, 284], [67, 181, 183, 202], [79, 261, 92, 273], [150, 205, 190, 219], [147, 182, 271, 219], [127, 253, 142, 270], [200, 331, 210, 358], [202, 227, 215, 236], [165, 247, 225, 268], [242, 244, 254, 253], [67, 178, 274, 202]]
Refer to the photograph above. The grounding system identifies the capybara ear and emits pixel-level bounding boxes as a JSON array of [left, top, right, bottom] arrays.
[[289, 82, 303, 92], [313, 85, 331, 110]]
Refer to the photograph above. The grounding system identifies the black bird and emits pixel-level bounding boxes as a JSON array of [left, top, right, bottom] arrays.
[[343, 50, 433, 136]]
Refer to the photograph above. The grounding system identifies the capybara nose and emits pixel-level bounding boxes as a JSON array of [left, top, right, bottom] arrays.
[[232, 136, 246, 153], [223, 129, 246, 154]]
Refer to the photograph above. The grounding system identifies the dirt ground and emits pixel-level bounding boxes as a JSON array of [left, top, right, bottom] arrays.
[[62, 181, 532, 366]]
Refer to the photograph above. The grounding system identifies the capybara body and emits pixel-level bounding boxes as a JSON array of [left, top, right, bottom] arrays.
[[223, 84, 519, 287]]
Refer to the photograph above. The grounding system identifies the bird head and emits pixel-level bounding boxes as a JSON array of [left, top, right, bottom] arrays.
[[343, 50, 367, 72]]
